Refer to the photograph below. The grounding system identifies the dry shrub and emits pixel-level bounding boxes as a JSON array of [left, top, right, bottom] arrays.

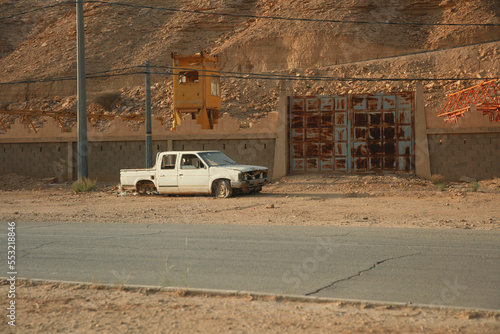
[[73, 177, 97, 192], [431, 174, 446, 184], [470, 182, 480, 192], [90, 90, 122, 111], [436, 182, 446, 191]]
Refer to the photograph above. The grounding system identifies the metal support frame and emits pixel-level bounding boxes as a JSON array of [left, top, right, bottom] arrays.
[[0, 118, 6, 132], [438, 79, 500, 123]]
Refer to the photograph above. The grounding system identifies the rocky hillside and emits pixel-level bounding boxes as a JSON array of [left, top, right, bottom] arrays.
[[0, 0, 499, 129]]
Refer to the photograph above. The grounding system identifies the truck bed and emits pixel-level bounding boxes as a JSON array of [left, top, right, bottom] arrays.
[[120, 168, 155, 190]]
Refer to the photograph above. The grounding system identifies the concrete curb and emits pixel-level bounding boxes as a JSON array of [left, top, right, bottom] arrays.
[[3, 277, 500, 314]]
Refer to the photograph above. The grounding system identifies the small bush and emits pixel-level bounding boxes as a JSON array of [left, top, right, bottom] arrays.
[[431, 174, 446, 184], [90, 90, 122, 111], [436, 182, 446, 191], [73, 177, 97, 192], [470, 182, 480, 192]]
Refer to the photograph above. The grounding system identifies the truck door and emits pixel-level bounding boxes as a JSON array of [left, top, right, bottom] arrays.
[[178, 153, 210, 193], [157, 153, 179, 191]]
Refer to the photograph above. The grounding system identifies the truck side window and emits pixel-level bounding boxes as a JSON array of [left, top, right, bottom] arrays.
[[162, 154, 176, 170], [181, 154, 204, 169]]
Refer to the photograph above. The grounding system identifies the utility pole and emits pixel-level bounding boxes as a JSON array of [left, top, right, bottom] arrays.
[[145, 60, 153, 168], [76, 0, 88, 179]]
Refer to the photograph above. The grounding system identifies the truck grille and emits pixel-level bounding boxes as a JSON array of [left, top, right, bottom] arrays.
[[242, 170, 268, 181]]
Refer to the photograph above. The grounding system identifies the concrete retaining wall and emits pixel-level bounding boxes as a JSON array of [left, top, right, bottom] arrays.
[[427, 132, 500, 181], [0, 112, 278, 183], [2, 84, 500, 183], [421, 99, 500, 181]]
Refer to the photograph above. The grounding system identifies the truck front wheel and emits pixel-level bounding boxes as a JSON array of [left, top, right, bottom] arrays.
[[214, 180, 232, 198]]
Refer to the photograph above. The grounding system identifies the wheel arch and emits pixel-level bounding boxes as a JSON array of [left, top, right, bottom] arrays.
[[135, 179, 156, 190], [210, 177, 231, 194]]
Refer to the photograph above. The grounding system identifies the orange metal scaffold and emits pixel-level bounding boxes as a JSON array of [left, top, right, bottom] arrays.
[[0, 109, 165, 134], [438, 79, 500, 123]]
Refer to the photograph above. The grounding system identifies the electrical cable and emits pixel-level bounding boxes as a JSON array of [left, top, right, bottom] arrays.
[[0, 2, 69, 20], [147, 65, 499, 82], [84, 65, 143, 76], [318, 39, 500, 70], [84, 0, 500, 27], [1, 1, 497, 87], [1, 67, 498, 86], [1, 0, 499, 27], [0, 66, 144, 85]]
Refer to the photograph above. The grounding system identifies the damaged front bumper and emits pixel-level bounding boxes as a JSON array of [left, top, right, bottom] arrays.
[[231, 178, 270, 192]]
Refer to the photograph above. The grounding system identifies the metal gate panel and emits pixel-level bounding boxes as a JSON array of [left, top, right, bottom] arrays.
[[396, 94, 414, 171], [289, 93, 414, 174], [333, 96, 349, 172], [290, 98, 305, 171]]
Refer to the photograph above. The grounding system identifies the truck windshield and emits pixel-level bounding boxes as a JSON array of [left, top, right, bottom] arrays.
[[199, 152, 238, 166]]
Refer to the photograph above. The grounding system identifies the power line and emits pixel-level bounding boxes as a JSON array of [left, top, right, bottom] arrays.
[[0, 2, 70, 20], [319, 39, 500, 70], [0, 66, 144, 85], [2, 67, 497, 86], [3, 37, 497, 86], [1, 0, 499, 27], [86, 1, 500, 27], [148, 65, 499, 82], [84, 65, 143, 76]]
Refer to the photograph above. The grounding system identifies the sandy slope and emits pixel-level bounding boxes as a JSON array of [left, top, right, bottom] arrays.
[[1, 1, 499, 129]]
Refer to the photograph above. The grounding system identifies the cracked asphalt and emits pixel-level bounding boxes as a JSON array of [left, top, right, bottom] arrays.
[[305, 251, 422, 296], [5, 222, 500, 310]]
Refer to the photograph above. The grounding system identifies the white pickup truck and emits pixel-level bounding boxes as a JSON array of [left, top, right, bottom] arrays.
[[120, 151, 270, 198]]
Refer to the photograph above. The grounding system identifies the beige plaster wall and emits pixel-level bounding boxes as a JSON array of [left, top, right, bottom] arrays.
[[0, 112, 278, 183], [424, 101, 500, 181]]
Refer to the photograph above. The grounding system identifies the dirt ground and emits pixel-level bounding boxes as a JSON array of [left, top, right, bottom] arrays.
[[1, 173, 499, 230], [1, 173, 500, 332], [1, 280, 499, 334]]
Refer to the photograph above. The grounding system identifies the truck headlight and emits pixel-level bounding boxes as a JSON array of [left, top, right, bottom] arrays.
[[238, 172, 244, 181]]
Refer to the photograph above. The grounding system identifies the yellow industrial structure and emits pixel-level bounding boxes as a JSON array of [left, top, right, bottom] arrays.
[[171, 51, 221, 129]]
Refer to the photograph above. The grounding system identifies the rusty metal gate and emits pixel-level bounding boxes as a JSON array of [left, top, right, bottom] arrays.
[[289, 93, 415, 173]]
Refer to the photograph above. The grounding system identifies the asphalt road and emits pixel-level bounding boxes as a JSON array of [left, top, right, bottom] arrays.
[[2, 222, 500, 310]]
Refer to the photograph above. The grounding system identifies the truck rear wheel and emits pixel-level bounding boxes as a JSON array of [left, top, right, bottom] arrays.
[[214, 180, 232, 198], [137, 182, 156, 195]]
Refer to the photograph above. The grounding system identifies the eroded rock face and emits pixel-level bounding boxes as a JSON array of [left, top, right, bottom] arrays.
[[1, 0, 498, 81], [0, 0, 499, 128]]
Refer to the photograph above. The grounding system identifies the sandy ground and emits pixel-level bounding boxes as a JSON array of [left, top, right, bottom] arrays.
[[1, 280, 499, 334], [1, 173, 499, 230], [1, 173, 500, 333]]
